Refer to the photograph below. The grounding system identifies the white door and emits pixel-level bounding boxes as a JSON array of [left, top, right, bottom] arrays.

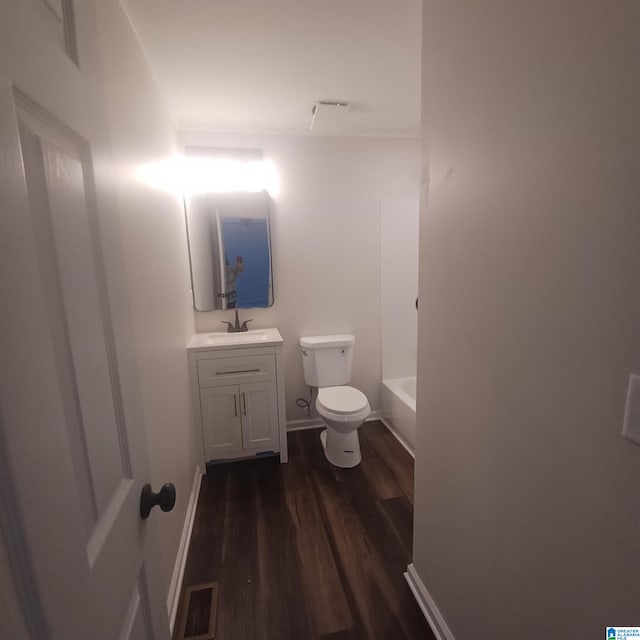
[[0, 2, 171, 639]]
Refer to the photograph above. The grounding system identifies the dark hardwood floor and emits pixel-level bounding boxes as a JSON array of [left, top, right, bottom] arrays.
[[173, 421, 434, 640]]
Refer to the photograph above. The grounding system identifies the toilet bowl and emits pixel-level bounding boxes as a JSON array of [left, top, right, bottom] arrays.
[[316, 385, 370, 468]]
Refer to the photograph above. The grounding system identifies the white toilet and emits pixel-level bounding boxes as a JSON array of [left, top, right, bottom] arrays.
[[300, 334, 371, 468]]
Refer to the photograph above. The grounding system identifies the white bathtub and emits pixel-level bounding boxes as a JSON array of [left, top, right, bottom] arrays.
[[380, 376, 416, 455]]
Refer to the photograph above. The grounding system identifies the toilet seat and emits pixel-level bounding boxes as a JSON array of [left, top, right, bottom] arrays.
[[317, 386, 369, 415]]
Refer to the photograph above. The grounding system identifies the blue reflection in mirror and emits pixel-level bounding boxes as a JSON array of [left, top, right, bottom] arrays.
[[221, 217, 270, 308]]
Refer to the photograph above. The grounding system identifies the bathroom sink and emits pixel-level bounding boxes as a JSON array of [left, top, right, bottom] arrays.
[[187, 328, 283, 351], [206, 330, 269, 345]]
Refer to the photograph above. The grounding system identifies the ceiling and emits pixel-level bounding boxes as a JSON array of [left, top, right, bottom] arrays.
[[122, 0, 422, 136]]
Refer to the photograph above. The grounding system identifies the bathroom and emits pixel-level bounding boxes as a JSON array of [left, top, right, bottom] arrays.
[[4, 2, 640, 640]]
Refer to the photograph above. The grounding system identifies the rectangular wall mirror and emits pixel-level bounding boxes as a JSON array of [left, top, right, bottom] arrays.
[[185, 189, 274, 310]]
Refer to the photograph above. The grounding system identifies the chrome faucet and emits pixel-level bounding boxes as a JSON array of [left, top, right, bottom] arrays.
[[221, 308, 253, 333]]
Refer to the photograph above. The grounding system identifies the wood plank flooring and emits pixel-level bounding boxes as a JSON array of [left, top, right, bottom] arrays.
[[173, 421, 433, 640]]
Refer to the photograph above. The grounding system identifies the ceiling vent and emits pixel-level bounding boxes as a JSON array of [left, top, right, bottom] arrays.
[[310, 101, 350, 132]]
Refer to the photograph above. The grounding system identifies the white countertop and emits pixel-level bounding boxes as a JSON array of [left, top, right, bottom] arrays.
[[187, 327, 283, 351]]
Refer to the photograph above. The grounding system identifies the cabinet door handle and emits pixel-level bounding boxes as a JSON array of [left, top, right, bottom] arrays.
[[242, 392, 247, 416], [216, 368, 260, 375], [233, 394, 238, 417]]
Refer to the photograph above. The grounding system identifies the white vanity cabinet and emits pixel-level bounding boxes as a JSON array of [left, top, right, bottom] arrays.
[[187, 329, 288, 464]]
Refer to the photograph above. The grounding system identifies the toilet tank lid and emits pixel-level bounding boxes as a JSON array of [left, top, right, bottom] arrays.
[[300, 334, 355, 349]]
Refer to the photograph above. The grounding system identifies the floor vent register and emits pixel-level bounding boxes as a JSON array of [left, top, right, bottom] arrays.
[[176, 582, 219, 640]]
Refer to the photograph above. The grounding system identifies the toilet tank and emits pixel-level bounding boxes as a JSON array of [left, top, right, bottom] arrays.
[[300, 334, 355, 387]]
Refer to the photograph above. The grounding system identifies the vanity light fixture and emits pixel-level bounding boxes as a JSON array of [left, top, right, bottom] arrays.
[[136, 157, 279, 196]]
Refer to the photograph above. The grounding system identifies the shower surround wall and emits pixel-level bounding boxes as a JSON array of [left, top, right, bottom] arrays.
[[180, 131, 421, 424], [380, 199, 419, 449], [381, 199, 419, 380]]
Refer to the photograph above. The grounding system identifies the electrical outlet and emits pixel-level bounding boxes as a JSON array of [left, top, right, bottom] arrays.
[[622, 374, 640, 445]]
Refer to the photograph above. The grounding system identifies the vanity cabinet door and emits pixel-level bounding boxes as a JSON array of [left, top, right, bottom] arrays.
[[200, 386, 243, 457], [239, 381, 279, 451]]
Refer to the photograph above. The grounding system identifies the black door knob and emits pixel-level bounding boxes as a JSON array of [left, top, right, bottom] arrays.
[[140, 483, 176, 520]]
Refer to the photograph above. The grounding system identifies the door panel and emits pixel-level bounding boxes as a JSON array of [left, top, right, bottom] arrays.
[[201, 386, 243, 455], [118, 571, 155, 640], [18, 102, 128, 526], [40, 136, 128, 514], [15, 102, 98, 536], [241, 381, 279, 450], [22, 0, 77, 60]]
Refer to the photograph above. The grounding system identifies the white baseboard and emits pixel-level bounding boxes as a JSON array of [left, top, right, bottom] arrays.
[[167, 465, 203, 633], [286, 417, 324, 431], [380, 417, 415, 459], [404, 564, 455, 640]]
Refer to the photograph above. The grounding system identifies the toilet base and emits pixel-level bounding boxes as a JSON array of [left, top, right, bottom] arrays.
[[320, 428, 361, 468]]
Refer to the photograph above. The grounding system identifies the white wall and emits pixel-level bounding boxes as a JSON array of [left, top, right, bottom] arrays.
[[181, 131, 420, 423], [414, 2, 640, 638], [95, 1, 197, 599], [381, 199, 419, 380]]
